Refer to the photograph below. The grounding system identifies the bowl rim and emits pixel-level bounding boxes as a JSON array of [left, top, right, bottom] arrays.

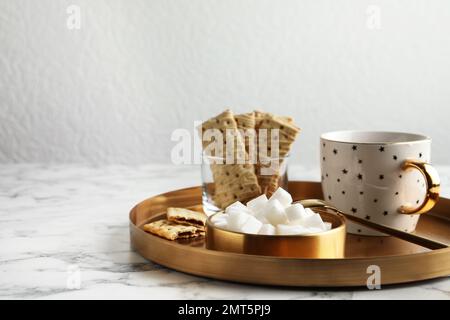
[[206, 209, 346, 238]]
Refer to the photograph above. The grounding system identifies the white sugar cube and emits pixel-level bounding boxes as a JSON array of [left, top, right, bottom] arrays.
[[304, 208, 316, 217], [227, 211, 250, 231], [225, 201, 252, 214], [302, 213, 326, 230], [285, 203, 308, 222], [214, 220, 228, 229], [211, 213, 228, 223], [226, 207, 243, 217], [216, 189, 331, 235], [226, 207, 254, 220], [276, 224, 309, 235], [240, 215, 263, 234], [253, 210, 269, 224], [307, 227, 324, 234], [288, 219, 303, 226], [269, 187, 293, 207], [263, 199, 287, 225], [258, 224, 276, 235], [246, 194, 268, 213], [212, 217, 228, 226]]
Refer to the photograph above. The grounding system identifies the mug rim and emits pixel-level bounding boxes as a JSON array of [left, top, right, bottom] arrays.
[[320, 130, 431, 146]]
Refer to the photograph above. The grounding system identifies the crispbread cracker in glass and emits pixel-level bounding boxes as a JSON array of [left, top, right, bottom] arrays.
[[234, 112, 256, 157], [256, 112, 300, 196], [200, 110, 261, 208]]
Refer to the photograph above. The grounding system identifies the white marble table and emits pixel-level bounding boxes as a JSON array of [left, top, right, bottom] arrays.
[[0, 164, 448, 300]]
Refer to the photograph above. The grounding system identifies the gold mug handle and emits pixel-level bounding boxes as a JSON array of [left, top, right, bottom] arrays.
[[398, 160, 440, 215]]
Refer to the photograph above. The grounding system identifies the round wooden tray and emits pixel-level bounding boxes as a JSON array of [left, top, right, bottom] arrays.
[[129, 181, 450, 287]]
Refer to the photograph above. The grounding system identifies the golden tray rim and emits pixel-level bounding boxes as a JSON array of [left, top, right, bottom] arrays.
[[129, 181, 450, 287]]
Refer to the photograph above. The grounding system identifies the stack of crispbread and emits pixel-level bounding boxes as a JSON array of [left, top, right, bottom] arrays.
[[200, 109, 300, 208]]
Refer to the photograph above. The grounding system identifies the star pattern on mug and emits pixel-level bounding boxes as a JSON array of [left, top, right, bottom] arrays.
[[321, 141, 427, 235]]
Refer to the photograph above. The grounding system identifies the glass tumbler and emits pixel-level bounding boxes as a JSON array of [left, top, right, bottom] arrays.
[[201, 153, 289, 215]]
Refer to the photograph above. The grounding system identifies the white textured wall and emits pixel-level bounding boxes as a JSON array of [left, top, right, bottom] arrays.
[[1, 0, 450, 166]]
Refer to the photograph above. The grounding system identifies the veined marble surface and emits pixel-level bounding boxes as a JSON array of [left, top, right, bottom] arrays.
[[0, 164, 449, 300]]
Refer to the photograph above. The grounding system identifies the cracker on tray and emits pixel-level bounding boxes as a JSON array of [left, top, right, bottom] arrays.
[[167, 207, 206, 231], [143, 220, 204, 241]]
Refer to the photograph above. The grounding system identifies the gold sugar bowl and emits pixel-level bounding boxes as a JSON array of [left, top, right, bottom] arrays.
[[206, 200, 346, 259]]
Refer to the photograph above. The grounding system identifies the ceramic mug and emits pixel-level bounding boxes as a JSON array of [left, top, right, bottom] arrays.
[[320, 131, 440, 236]]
